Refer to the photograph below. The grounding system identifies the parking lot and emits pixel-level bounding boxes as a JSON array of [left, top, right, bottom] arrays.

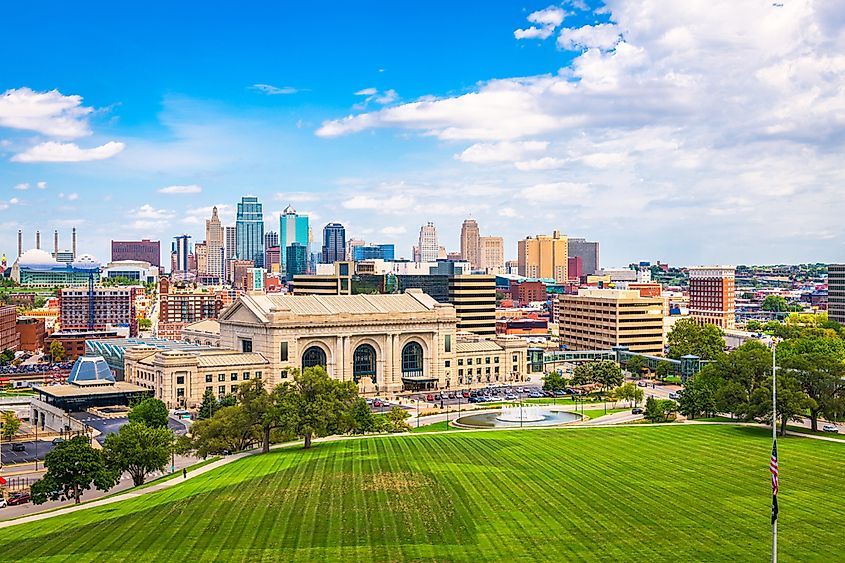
[[0, 439, 57, 465], [71, 413, 189, 444]]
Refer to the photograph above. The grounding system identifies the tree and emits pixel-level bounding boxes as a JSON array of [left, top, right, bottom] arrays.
[[746, 320, 763, 332], [613, 383, 644, 407], [385, 406, 411, 433], [138, 318, 152, 330], [779, 343, 845, 431], [655, 361, 674, 381], [30, 436, 118, 504], [667, 318, 725, 360], [1, 411, 21, 442], [238, 378, 282, 453], [703, 341, 772, 419], [677, 374, 717, 419], [128, 397, 169, 428], [277, 366, 358, 448], [644, 397, 677, 422], [0, 349, 14, 366], [542, 371, 567, 392], [188, 405, 259, 457], [592, 361, 624, 392], [218, 394, 237, 408], [761, 295, 789, 312], [49, 340, 65, 362], [625, 356, 647, 378], [571, 363, 595, 386], [348, 398, 376, 434], [103, 422, 174, 486], [198, 388, 218, 420], [750, 372, 813, 436]]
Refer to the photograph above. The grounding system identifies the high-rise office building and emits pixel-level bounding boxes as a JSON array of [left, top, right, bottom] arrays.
[[479, 236, 504, 274], [205, 206, 224, 279], [236, 196, 265, 268], [279, 205, 309, 272], [346, 238, 365, 261], [449, 275, 496, 337], [322, 223, 346, 264], [688, 266, 736, 330], [568, 238, 600, 276], [111, 239, 161, 267], [353, 244, 395, 261], [194, 242, 207, 276], [460, 219, 481, 269], [173, 235, 191, 273], [285, 242, 308, 279], [417, 222, 438, 262], [264, 230, 279, 251], [225, 226, 237, 260], [829, 264, 845, 324], [518, 231, 568, 283]]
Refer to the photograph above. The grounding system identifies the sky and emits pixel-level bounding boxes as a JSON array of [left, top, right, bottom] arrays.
[[1, 0, 844, 268]]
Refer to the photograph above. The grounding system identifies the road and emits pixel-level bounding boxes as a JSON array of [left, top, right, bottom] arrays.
[[0, 440, 57, 465], [69, 413, 189, 444]]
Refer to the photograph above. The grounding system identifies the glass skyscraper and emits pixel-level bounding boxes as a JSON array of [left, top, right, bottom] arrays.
[[236, 196, 265, 268], [279, 205, 309, 272], [321, 223, 346, 263]]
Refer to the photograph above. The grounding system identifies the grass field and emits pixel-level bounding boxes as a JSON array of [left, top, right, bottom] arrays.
[[0, 425, 842, 562]]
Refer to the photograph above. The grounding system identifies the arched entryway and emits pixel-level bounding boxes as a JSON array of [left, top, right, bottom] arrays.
[[302, 346, 327, 371], [353, 344, 377, 384], [401, 341, 436, 391]]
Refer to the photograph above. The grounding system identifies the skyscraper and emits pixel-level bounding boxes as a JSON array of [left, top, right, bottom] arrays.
[[460, 219, 481, 269], [225, 226, 237, 261], [518, 231, 568, 283], [417, 222, 438, 262], [688, 266, 736, 330], [173, 235, 191, 273], [285, 242, 308, 280], [279, 205, 309, 272], [321, 223, 346, 264], [264, 231, 279, 253], [205, 206, 224, 278], [829, 264, 845, 324], [479, 236, 504, 274], [568, 238, 600, 276], [236, 196, 264, 268]]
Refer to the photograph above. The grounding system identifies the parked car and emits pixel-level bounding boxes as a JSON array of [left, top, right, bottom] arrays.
[[51, 437, 65, 445], [554, 389, 568, 396], [504, 393, 517, 400], [632, 407, 643, 414], [637, 381, 647, 387], [7, 493, 30, 506], [0, 497, 6, 509], [668, 392, 679, 400], [822, 424, 839, 434], [373, 399, 383, 407], [11, 443, 25, 452], [426, 394, 434, 402], [516, 387, 524, 393], [528, 392, 543, 399], [462, 391, 470, 398], [447, 392, 456, 399], [468, 396, 483, 403]]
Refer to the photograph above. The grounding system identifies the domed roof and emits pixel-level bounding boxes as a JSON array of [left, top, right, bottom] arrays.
[[71, 254, 100, 270], [17, 248, 60, 269], [67, 356, 115, 385]]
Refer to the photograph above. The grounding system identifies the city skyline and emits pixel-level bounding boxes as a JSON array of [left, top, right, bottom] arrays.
[[2, 2, 845, 266]]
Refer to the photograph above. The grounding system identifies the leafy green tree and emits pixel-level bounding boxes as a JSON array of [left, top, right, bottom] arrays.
[[779, 344, 845, 431], [277, 366, 358, 448], [348, 398, 376, 434], [138, 318, 152, 330], [103, 422, 174, 486], [49, 340, 65, 362], [188, 405, 259, 457], [750, 373, 813, 435], [592, 361, 624, 392], [667, 318, 725, 360], [625, 355, 647, 378], [704, 341, 772, 419], [644, 397, 677, 422], [30, 436, 118, 504], [1, 411, 21, 441], [655, 361, 674, 381], [571, 363, 595, 386], [745, 320, 763, 332], [0, 349, 14, 366], [198, 388, 218, 420], [613, 383, 644, 407], [385, 406, 411, 433], [218, 394, 237, 408], [677, 374, 717, 419], [129, 397, 169, 428], [542, 371, 567, 392], [761, 295, 789, 312], [238, 378, 282, 453]]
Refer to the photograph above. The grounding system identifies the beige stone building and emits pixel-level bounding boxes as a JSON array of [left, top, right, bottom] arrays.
[[555, 289, 665, 355], [479, 236, 505, 274], [518, 231, 568, 283]]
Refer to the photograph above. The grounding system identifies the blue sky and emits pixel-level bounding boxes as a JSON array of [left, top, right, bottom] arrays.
[[1, 1, 844, 267]]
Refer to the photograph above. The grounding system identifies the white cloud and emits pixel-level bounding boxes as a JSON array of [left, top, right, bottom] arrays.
[[456, 141, 548, 164], [133, 204, 174, 220], [514, 26, 554, 40], [8, 197, 20, 205], [0, 87, 93, 138], [342, 194, 414, 212], [355, 88, 378, 96], [519, 182, 590, 202], [515, 6, 565, 40], [58, 192, 79, 201], [158, 184, 202, 194], [352, 88, 399, 110], [250, 84, 303, 95], [380, 225, 407, 235], [558, 23, 621, 51], [13, 182, 29, 190], [36, 181, 46, 189], [11, 141, 125, 162], [514, 157, 568, 171]]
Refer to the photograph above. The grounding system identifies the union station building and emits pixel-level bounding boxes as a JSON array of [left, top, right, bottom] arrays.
[[126, 290, 531, 408]]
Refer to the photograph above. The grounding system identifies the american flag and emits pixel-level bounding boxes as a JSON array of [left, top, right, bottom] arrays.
[[771, 440, 779, 524]]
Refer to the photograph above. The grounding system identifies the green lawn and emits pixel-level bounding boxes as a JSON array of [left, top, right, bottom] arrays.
[[0, 425, 842, 562], [410, 420, 454, 432]]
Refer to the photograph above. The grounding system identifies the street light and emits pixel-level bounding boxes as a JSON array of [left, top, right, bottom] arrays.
[[416, 399, 419, 429]]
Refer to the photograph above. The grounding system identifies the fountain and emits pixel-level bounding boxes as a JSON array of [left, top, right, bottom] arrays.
[[496, 406, 545, 423]]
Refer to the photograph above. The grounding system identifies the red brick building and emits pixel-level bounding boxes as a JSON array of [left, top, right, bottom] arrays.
[[158, 277, 225, 340], [16, 317, 46, 352], [509, 280, 548, 305], [111, 239, 161, 267], [0, 305, 20, 351]]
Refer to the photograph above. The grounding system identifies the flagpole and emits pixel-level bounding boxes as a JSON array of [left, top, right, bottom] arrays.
[[772, 338, 777, 563]]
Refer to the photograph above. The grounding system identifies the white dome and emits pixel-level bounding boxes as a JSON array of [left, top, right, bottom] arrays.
[[71, 254, 100, 270], [17, 248, 59, 269]]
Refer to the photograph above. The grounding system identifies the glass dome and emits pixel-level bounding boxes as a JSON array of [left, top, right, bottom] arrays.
[[67, 356, 115, 385]]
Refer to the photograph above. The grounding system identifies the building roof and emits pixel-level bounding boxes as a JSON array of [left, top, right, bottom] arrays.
[[67, 356, 115, 384], [184, 319, 221, 335], [455, 340, 503, 353], [34, 381, 148, 397], [242, 290, 442, 318], [195, 352, 269, 368]]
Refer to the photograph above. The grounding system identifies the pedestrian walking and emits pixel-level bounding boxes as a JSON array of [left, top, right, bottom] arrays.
[[182, 468, 187, 479]]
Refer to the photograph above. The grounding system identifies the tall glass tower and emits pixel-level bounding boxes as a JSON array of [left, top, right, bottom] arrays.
[[279, 205, 309, 272], [236, 196, 265, 268], [321, 223, 346, 263]]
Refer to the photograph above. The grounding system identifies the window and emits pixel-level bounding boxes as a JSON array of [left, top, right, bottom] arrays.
[[177, 388, 185, 397], [476, 368, 481, 375], [205, 386, 212, 393], [231, 385, 238, 392], [256, 371, 262, 379], [353, 344, 377, 383], [485, 357, 490, 364], [218, 374, 225, 382], [205, 374, 212, 383], [218, 385, 225, 395], [486, 367, 490, 374], [445, 360, 451, 368], [512, 355, 518, 362], [445, 334, 451, 353], [176, 375, 185, 385], [476, 357, 481, 364], [241, 339, 252, 353], [280, 342, 288, 361], [231, 373, 238, 381], [495, 366, 500, 374], [467, 358, 473, 365], [243, 372, 251, 380], [458, 359, 463, 366], [458, 369, 464, 376], [302, 346, 327, 370], [401, 342, 423, 375], [494, 357, 500, 363]]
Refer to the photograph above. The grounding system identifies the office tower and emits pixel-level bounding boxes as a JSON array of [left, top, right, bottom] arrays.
[[568, 238, 600, 276], [17, 230, 22, 258], [225, 226, 237, 261], [285, 242, 308, 279], [321, 223, 346, 264], [556, 289, 665, 355], [236, 196, 265, 268], [460, 219, 481, 269], [346, 238, 365, 261], [479, 236, 504, 274], [110, 240, 161, 267], [0, 306, 19, 351], [829, 264, 845, 324], [53, 230, 58, 258], [279, 205, 310, 272], [205, 206, 224, 278], [417, 222, 438, 262], [157, 277, 225, 340], [265, 230, 279, 251], [448, 275, 496, 337], [72, 227, 77, 259], [35, 230, 41, 250], [688, 266, 736, 330], [518, 231, 568, 283], [353, 244, 395, 261], [173, 235, 191, 273], [195, 242, 207, 276], [568, 256, 583, 280]]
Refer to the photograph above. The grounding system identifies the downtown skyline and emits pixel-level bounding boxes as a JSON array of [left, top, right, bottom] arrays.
[[2, 1, 844, 266]]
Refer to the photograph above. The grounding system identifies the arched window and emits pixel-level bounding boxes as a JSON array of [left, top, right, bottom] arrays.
[[353, 344, 377, 383], [401, 342, 423, 376], [302, 346, 327, 370]]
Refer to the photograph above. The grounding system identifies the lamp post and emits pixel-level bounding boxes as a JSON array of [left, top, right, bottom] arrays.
[[34, 423, 38, 471], [771, 337, 778, 563], [416, 399, 419, 429]]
